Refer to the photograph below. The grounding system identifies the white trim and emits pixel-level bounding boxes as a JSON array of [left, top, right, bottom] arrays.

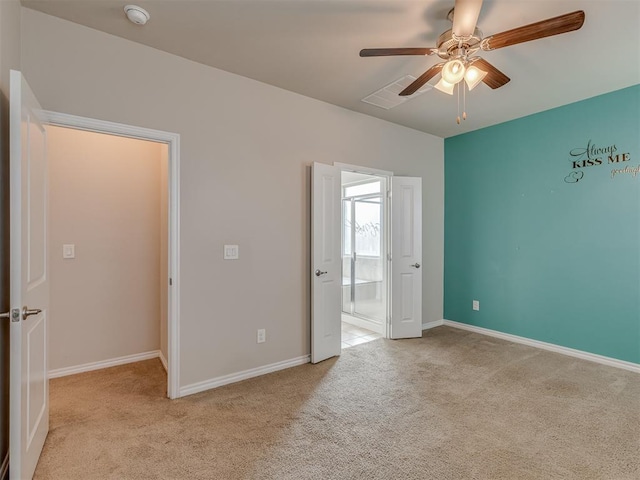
[[42, 111, 176, 144], [0, 451, 8, 480], [168, 129, 181, 399], [48, 351, 163, 379], [158, 351, 168, 372], [180, 355, 311, 398], [334, 162, 393, 177], [422, 319, 444, 330], [42, 110, 181, 399], [443, 320, 640, 374]]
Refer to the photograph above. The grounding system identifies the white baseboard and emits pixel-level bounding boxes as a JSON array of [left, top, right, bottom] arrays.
[[0, 451, 8, 480], [443, 319, 640, 374], [422, 319, 444, 330], [158, 351, 168, 372], [180, 355, 311, 398], [342, 313, 385, 335], [49, 350, 163, 379]]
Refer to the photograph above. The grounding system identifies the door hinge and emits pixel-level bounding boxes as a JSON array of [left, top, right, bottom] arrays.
[[169, 278, 173, 286]]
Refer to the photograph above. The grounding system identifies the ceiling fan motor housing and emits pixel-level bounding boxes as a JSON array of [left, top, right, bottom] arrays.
[[437, 28, 483, 60]]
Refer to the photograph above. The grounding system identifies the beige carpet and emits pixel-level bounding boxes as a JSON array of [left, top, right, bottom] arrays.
[[34, 327, 640, 480]]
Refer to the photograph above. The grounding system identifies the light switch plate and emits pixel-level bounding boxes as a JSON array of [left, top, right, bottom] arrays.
[[63, 244, 75, 259], [223, 244, 239, 260]]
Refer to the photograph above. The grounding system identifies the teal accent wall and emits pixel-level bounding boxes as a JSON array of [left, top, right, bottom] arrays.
[[444, 85, 640, 364]]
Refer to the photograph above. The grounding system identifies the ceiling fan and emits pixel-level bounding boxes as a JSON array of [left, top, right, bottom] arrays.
[[360, 0, 585, 122]]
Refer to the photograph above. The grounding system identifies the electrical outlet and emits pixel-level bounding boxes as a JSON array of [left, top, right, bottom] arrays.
[[472, 300, 480, 311], [257, 329, 266, 344]]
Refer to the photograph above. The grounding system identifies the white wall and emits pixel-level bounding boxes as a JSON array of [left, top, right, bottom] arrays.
[[21, 8, 444, 389], [0, 0, 21, 470], [47, 126, 164, 371]]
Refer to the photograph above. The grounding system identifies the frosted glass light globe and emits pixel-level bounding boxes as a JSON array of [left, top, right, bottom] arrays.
[[464, 65, 487, 91], [434, 78, 455, 95], [442, 59, 466, 84]]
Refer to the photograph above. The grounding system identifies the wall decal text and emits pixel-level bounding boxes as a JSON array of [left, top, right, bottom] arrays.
[[565, 139, 634, 183]]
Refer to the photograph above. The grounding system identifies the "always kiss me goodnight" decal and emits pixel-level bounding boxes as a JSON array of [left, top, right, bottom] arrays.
[[564, 140, 636, 183]]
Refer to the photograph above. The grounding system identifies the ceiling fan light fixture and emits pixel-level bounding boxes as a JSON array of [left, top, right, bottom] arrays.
[[464, 65, 487, 91], [434, 78, 455, 95], [441, 59, 466, 84]]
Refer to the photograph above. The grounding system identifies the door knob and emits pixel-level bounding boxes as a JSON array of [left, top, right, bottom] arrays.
[[22, 306, 42, 320], [315, 269, 327, 277], [411, 263, 421, 269], [0, 309, 20, 322]]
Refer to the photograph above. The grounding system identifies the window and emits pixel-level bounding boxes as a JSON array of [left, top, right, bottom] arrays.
[[344, 180, 380, 198]]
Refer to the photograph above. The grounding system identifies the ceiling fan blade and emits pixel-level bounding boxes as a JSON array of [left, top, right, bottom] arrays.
[[399, 64, 444, 96], [482, 10, 585, 51], [452, 0, 484, 38], [473, 58, 510, 89], [360, 48, 437, 57]]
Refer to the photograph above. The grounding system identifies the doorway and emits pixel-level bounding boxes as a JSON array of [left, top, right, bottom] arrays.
[[42, 110, 181, 399], [8, 71, 182, 478], [46, 125, 170, 394], [311, 161, 422, 364], [340, 171, 387, 348]]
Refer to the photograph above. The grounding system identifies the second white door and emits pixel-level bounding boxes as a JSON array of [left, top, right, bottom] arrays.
[[390, 176, 422, 339]]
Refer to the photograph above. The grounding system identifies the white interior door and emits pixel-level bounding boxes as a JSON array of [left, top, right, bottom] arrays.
[[311, 162, 341, 363], [9, 70, 49, 480], [390, 176, 422, 339]]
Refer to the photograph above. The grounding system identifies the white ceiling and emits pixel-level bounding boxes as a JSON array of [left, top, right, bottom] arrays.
[[21, 0, 640, 138]]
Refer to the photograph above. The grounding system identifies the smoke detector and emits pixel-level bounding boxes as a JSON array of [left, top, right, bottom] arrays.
[[124, 5, 150, 25]]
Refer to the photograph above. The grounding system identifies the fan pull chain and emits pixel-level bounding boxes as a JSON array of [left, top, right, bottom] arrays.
[[456, 83, 461, 124], [463, 82, 467, 121]]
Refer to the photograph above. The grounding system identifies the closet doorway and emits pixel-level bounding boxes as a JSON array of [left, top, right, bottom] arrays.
[[42, 111, 181, 399], [341, 171, 387, 348], [46, 126, 169, 391]]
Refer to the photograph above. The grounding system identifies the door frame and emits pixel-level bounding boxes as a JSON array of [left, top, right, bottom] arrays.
[[335, 163, 392, 338], [41, 110, 182, 399]]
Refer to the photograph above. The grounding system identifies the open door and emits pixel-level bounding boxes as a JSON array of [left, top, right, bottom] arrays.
[[311, 162, 341, 363], [9, 70, 49, 479], [390, 176, 422, 339]]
